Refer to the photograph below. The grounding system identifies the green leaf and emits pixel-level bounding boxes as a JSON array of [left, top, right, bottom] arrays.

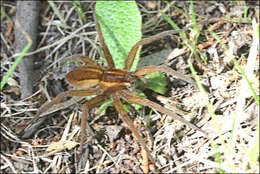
[[132, 89, 147, 110], [146, 72, 167, 94], [95, 2, 168, 94], [95, 1, 142, 70], [136, 72, 167, 95], [98, 98, 113, 114]]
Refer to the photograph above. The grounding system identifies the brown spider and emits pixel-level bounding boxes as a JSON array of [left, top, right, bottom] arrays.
[[23, 20, 207, 164]]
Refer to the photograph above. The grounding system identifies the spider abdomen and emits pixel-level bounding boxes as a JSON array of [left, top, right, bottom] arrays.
[[66, 66, 103, 88]]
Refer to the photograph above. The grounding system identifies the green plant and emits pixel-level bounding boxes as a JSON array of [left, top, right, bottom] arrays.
[[0, 21, 32, 91], [161, 0, 207, 63], [95, 1, 169, 112]]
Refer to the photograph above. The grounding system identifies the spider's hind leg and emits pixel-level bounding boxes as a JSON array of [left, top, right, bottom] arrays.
[[111, 94, 156, 166], [79, 55, 103, 68], [80, 95, 106, 152], [19, 89, 100, 139], [64, 54, 102, 68], [78, 95, 106, 169]]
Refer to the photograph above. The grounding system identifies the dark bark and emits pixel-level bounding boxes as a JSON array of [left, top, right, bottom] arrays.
[[15, 1, 40, 99]]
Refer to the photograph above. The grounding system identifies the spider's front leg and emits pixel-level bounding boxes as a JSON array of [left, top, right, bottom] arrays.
[[125, 28, 190, 70], [96, 22, 115, 69], [135, 65, 197, 87], [118, 89, 208, 137]]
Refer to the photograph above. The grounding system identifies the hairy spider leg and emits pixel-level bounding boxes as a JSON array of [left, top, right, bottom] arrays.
[[118, 89, 208, 137], [63, 54, 102, 68], [111, 95, 155, 164], [135, 65, 197, 87], [79, 55, 103, 68], [80, 95, 107, 152], [125, 28, 190, 70], [96, 22, 115, 69], [27, 89, 101, 127]]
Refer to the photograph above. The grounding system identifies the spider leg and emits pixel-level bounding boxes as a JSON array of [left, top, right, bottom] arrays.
[[125, 28, 189, 70], [79, 55, 102, 68], [22, 89, 101, 136], [80, 95, 106, 153], [118, 89, 208, 137], [111, 94, 155, 164], [63, 54, 102, 68], [135, 65, 197, 87], [96, 21, 115, 69]]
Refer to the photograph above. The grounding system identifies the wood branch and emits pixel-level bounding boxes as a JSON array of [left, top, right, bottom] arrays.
[[15, 1, 40, 99]]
